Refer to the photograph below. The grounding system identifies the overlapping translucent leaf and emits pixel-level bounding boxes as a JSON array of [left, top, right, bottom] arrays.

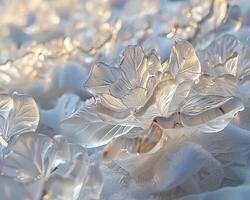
[[1, 132, 103, 200], [165, 40, 201, 82], [0, 93, 39, 151], [86, 45, 161, 111], [61, 98, 133, 147], [2, 133, 88, 181]]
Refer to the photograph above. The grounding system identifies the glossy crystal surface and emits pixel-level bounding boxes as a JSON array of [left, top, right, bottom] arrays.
[[0, 0, 250, 199]]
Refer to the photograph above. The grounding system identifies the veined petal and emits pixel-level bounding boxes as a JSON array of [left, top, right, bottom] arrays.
[[0, 93, 39, 150], [154, 95, 244, 133], [191, 75, 241, 99], [120, 45, 146, 87], [60, 99, 133, 148], [85, 62, 122, 95], [180, 95, 244, 132], [198, 34, 241, 77], [167, 40, 201, 82]]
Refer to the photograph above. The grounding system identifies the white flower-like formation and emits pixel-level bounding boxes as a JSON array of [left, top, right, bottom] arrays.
[[1, 0, 250, 200], [0, 93, 102, 200]]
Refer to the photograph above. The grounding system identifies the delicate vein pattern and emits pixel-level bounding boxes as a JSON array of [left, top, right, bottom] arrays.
[[0, 93, 39, 150], [0, 0, 249, 199]]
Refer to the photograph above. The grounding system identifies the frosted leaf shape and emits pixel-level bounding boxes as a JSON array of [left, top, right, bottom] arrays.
[[154, 80, 178, 116], [133, 79, 177, 117], [154, 95, 244, 133], [1, 133, 88, 184], [1, 133, 97, 200], [197, 35, 250, 100], [134, 79, 193, 119], [167, 80, 194, 115], [85, 45, 161, 111], [60, 98, 133, 148], [191, 75, 241, 98], [2, 133, 54, 182], [197, 34, 250, 81], [0, 93, 39, 150], [198, 34, 241, 77], [182, 95, 238, 116], [180, 95, 244, 132], [43, 153, 89, 200], [0, 176, 33, 200], [166, 40, 201, 82]]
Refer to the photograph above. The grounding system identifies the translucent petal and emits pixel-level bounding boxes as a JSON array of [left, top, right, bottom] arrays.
[[100, 94, 128, 111], [85, 45, 162, 111], [155, 80, 178, 116], [2, 133, 88, 185], [85, 62, 122, 95], [120, 45, 146, 87], [198, 34, 241, 77], [43, 153, 89, 200], [180, 95, 244, 132], [60, 99, 133, 148], [120, 87, 147, 108], [0, 93, 39, 150], [167, 80, 194, 115], [191, 75, 241, 98], [167, 40, 201, 82], [2, 133, 54, 182], [0, 94, 13, 119], [154, 95, 244, 133], [134, 80, 177, 118]]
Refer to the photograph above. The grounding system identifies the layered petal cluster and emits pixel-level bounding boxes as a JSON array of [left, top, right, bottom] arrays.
[[198, 34, 250, 100], [0, 0, 250, 200], [1, 133, 103, 200], [0, 94, 103, 200], [62, 41, 243, 150], [59, 35, 250, 198]]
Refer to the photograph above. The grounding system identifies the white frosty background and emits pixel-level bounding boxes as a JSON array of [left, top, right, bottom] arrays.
[[0, 0, 250, 200]]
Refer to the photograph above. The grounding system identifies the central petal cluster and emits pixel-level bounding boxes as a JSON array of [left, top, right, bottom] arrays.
[[61, 41, 244, 162]]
